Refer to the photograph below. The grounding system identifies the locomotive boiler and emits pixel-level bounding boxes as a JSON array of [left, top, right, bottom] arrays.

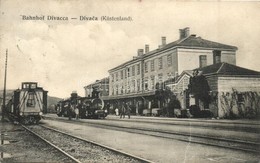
[[6, 82, 48, 124], [56, 91, 107, 119]]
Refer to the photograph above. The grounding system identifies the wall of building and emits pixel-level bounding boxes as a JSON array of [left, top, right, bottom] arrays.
[[109, 59, 142, 96], [177, 48, 236, 74], [215, 76, 260, 118], [221, 51, 236, 65], [177, 48, 214, 73], [143, 49, 178, 91], [206, 75, 218, 92], [218, 76, 260, 92]]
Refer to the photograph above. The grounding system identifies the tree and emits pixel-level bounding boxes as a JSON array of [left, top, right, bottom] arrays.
[[155, 83, 177, 116], [188, 74, 211, 106]]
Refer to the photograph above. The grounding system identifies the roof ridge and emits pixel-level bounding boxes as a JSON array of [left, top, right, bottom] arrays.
[[176, 35, 192, 44], [217, 62, 225, 73]]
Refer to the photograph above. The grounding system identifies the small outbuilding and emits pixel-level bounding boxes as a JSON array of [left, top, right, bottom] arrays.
[[193, 62, 260, 118]]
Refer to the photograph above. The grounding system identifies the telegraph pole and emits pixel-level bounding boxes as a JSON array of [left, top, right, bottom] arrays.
[[2, 49, 8, 122]]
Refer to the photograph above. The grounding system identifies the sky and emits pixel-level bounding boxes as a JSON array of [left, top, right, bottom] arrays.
[[0, 0, 259, 98]]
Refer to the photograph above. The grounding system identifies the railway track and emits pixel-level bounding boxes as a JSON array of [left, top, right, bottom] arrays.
[[44, 117, 260, 154], [22, 125, 81, 163], [22, 124, 153, 163]]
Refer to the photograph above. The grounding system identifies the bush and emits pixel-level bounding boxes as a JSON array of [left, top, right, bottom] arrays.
[[189, 105, 213, 118], [189, 105, 200, 117]]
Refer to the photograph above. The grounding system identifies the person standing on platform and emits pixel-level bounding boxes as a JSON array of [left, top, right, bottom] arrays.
[[68, 103, 72, 120], [75, 105, 79, 120], [120, 102, 126, 119], [115, 108, 119, 116], [126, 103, 132, 119]]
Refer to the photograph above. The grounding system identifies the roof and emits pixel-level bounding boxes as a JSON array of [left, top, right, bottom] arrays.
[[165, 70, 193, 85], [109, 34, 237, 72], [194, 62, 260, 76], [84, 77, 109, 88], [163, 35, 237, 51]]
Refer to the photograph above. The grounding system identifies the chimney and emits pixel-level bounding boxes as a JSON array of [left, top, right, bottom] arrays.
[[179, 27, 190, 39], [145, 44, 149, 53], [137, 49, 144, 56], [162, 36, 166, 46]]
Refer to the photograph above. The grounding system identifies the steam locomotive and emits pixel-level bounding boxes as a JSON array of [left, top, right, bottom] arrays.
[[6, 82, 48, 124], [56, 91, 108, 119]]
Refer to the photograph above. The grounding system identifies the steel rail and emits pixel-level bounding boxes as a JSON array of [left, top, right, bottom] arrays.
[[40, 124, 154, 163], [22, 125, 81, 163]]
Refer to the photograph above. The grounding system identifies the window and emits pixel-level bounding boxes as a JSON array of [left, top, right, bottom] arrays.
[[199, 55, 207, 68], [137, 79, 140, 92], [111, 74, 114, 82], [115, 85, 118, 95], [151, 60, 155, 71], [115, 72, 118, 81], [157, 73, 164, 89], [213, 50, 221, 64], [167, 54, 172, 66], [158, 57, 163, 69], [131, 80, 135, 92], [120, 70, 123, 79], [127, 81, 130, 93], [145, 62, 148, 73], [137, 64, 140, 75], [31, 84, 37, 89], [125, 69, 127, 79], [158, 73, 163, 83], [144, 77, 148, 90], [27, 92, 35, 107], [121, 86, 124, 94], [132, 65, 135, 76], [127, 67, 130, 77], [22, 83, 30, 89], [150, 76, 155, 89]]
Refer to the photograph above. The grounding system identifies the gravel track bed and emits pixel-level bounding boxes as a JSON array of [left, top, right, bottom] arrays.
[[0, 122, 70, 162], [27, 125, 143, 163]]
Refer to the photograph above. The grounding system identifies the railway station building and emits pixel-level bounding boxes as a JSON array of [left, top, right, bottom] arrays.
[[84, 77, 109, 98], [104, 27, 239, 115], [166, 63, 260, 118]]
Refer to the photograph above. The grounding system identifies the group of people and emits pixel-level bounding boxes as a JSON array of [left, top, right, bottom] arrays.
[[67, 104, 79, 120], [115, 102, 131, 119], [67, 102, 132, 120]]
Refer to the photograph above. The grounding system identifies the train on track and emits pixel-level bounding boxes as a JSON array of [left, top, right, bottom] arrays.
[[56, 91, 108, 119], [6, 82, 48, 124]]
